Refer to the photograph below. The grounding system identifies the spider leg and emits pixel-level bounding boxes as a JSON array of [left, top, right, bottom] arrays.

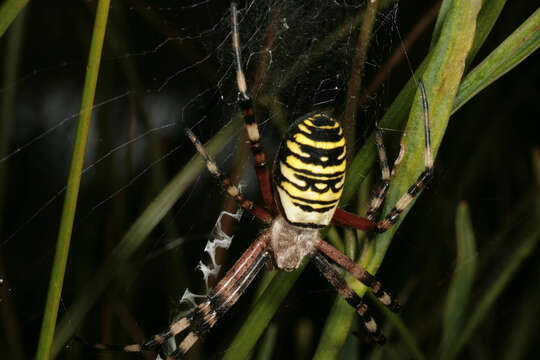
[[312, 252, 386, 344], [333, 81, 433, 233], [365, 128, 391, 220], [331, 208, 377, 231], [376, 80, 433, 232], [186, 129, 272, 224], [88, 231, 271, 358], [231, 2, 274, 210], [167, 230, 271, 358], [316, 240, 400, 312]]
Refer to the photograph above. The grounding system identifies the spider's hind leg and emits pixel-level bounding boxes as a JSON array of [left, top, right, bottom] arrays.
[[316, 240, 400, 312], [312, 252, 386, 344], [167, 231, 271, 358], [89, 231, 271, 359], [84, 316, 191, 356]]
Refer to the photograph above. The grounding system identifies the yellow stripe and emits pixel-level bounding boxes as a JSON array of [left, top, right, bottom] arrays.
[[280, 162, 344, 192], [286, 140, 311, 158], [280, 162, 343, 181], [304, 117, 340, 129], [280, 161, 307, 188], [280, 181, 343, 203], [294, 133, 345, 149], [285, 155, 346, 175], [298, 124, 312, 134], [279, 189, 338, 210]]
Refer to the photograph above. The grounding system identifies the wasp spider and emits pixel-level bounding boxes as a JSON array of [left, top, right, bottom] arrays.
[[91, 3, 433, 358]]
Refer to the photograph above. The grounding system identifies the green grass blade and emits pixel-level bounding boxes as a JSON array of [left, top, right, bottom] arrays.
[[228, 0, 514, 356], [315, 0, 482, 358], [466, 0, 507, 67], [430, 0, 452, 48], [312, 296, 357, 360], [440, 202, 477, 360], [368, 0, 482, 276], [369, 292, 426, 360], [453, 7, 540, 113], [0, 0, 29, 38], [0, 9, 26, 360], [502, 259, 540, 360], [222, 262, 306, 360], [50, 118, 242, 358], [343, 0, 509, 205], [454, 199, 540, 357], [35, 1, 111, 359], [254, 323, 278, 360]]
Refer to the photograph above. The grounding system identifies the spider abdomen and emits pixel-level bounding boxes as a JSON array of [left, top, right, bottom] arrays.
[[275, 112, 346, 228]]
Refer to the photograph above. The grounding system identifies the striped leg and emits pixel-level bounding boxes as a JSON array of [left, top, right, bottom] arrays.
[[231, 3, 274, 210], [312, 253, 386, 344], [186, 129, 273, 224], [366, 123, 407, 220], [316, 240, 400, 312], [376, 80, 433, 232], [365, 128, 391, 220], [90, 231, 271, 358], [88, 318, 191, 355], [168, 231, 271, 358]]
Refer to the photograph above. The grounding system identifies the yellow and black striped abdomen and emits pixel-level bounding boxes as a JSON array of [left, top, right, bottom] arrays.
[[275, 112, 346, 228]]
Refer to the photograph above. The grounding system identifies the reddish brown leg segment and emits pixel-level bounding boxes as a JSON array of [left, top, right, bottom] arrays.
[[186, 129, 273, 224], [312, 253, 386, 344], [231, 2, 274, 210], [88, 231, 271, 359], [316, 240, 400, 312], [331, 208, 377, 231], [168, 230, 271, 358]]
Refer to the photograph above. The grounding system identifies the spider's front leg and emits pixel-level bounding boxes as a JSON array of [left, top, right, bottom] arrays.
[[231, 2, 274, 210], [186, 129, 272, 225], [375, 80, 433, 232], [331, 80, 433, 233]]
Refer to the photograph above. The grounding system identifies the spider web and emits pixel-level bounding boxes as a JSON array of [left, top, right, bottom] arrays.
[[0, 0, 421, 358]]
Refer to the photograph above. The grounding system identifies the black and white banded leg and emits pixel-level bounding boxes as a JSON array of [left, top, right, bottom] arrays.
[[376, 80, 433, 232], [231, 2, 274, 210], [315, 240, 400, 312], [312, 253, 386, 344], [90, 231, 271, 359], [186, 129, 273, 225], [365, 127, 392, 220]]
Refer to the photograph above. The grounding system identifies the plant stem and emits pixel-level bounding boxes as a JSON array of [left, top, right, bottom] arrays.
[[35, 1, 111, 359]]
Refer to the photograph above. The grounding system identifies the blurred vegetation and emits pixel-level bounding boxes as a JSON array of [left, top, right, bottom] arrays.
[[0, 1, 539, 360]]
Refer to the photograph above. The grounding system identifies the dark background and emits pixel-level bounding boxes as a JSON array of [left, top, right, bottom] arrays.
[[0, 1, 539, 359]]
